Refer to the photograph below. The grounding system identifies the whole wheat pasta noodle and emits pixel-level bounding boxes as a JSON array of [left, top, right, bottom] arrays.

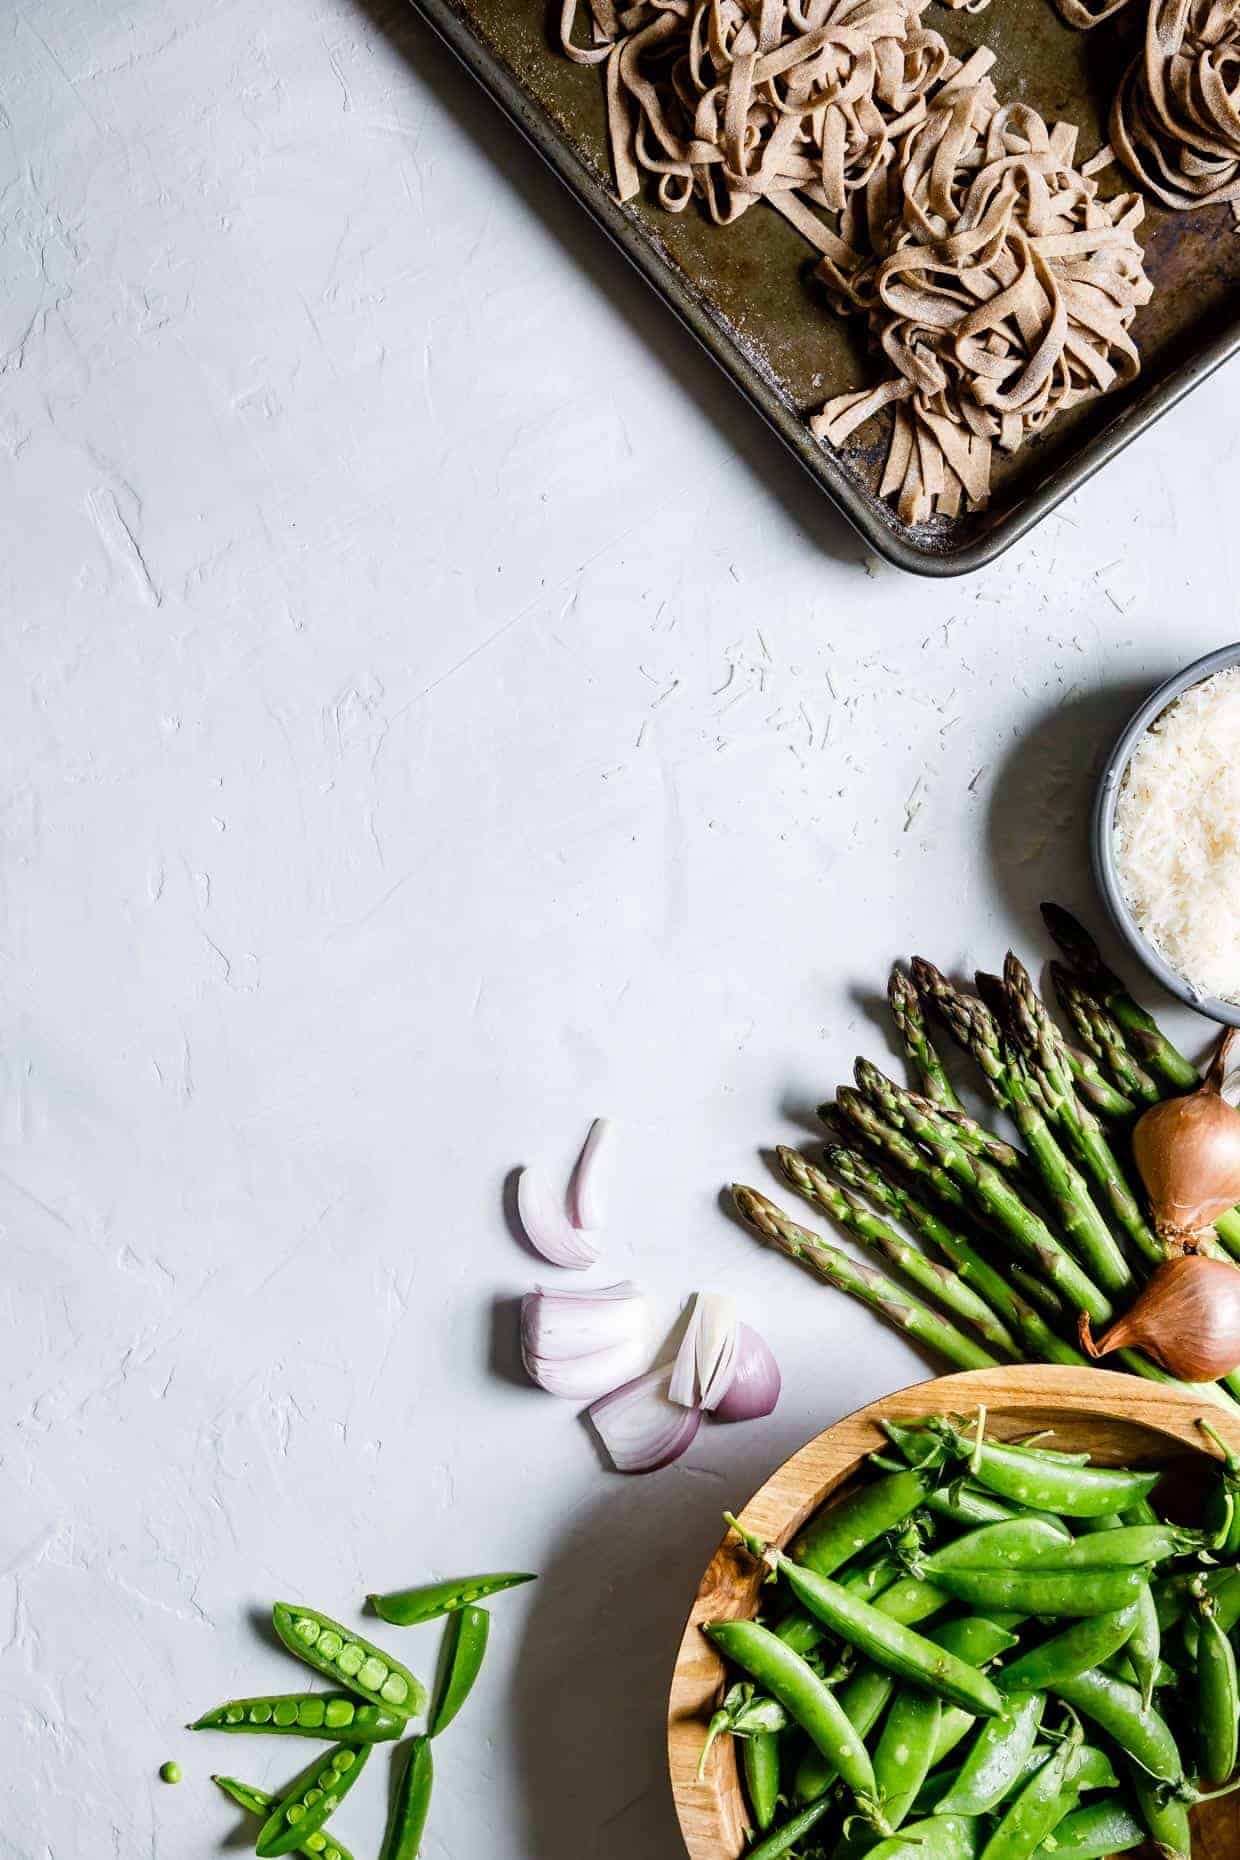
[[562, 0, 1154, 527]]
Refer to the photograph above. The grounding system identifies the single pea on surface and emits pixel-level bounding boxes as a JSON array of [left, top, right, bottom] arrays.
[[159, 1760, 181, 1785]]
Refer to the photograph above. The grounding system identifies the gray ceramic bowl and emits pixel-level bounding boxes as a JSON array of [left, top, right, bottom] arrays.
[[1093, 643, 1240, 1028]]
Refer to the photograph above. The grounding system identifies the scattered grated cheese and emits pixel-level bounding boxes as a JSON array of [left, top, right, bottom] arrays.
[[1114, 666, 1240, 1002]]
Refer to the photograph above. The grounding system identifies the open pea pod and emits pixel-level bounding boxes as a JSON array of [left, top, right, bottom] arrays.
[[255, 1744, 369, 1859], [193, 1692, 404, 1743], [369, 1571, 534, 1625], [213, 1776, 356, 1860], [272, 1604, 426, 1718]]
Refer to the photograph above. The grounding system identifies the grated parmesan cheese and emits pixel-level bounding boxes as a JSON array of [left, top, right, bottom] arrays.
[[1114, 665, 1240, 1003]]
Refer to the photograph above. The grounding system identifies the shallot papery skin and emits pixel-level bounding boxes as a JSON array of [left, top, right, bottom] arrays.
[[1133, 1029, 1240, 1240], [1079, 1254, 1240, 1381]]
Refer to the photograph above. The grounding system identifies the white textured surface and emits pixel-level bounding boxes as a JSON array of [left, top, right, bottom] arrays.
[[2, 2, 1238, 1856]]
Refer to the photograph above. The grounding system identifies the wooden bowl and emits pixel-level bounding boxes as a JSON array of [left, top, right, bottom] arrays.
[[667, 1365, 1240, 1860]]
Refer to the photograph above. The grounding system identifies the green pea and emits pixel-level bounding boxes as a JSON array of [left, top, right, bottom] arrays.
[[324, 1699, 353, 1728], [297, 1699, 325, 1729], [336, 1644, 364, 1677], [251, 1702, 273, 1725], [159, 1760, 181, 1784], [272, 1605, 426, 1719]]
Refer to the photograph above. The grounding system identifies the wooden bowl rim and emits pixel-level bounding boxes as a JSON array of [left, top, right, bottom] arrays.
[[665, 1364, 1240, 1860]]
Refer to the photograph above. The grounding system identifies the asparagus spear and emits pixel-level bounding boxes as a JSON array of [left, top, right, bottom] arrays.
[[817, 1138, 1072, 1365], [850, 1058, 1116, 1326], [1050, 962, 1160, 1108], [833, 1088, 972, 1218], [889, 968, 962, 1109], [776, 1145, 1019, 1359], [731, 1186, 1001, 1373], [907, 1093, 1027, 1180], [1040, 904, 1199, 1090], [1003, 953, 1161, 1269], [910, 964, 1133, 1300]]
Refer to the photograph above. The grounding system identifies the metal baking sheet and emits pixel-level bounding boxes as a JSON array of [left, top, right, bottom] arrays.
[[408, 0, 1240, 574]]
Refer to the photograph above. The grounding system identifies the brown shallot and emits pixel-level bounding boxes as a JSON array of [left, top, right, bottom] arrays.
[[1133, 1029, 1240, 1244], [1079, 1253, 1240, 1381]]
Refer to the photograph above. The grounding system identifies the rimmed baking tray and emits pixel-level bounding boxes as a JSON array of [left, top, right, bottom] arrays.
[[409, 0, 1240, 575]]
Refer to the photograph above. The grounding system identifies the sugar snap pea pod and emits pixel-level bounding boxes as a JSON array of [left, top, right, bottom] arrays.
[[776, 1558, 904, 1657], [857, 1812, 980, 1860], [977, 1714, 1084, 1860], [747, 1797, 833, 1860], [935, 1693, 1045, 1816], [873, 1688, 943, 1831], [912, 1617, 1029, 1778], [1195, 1578, 1240, 1785], [703, 1621, 885, 1828], [1125, 1582, 1161, 1714], [927, 1565, 1149, 1619], [192, 1692, 405, 1742], [792, 1469, 931, 1578], [1048, 1670, 1183, 1783], [379, 1735, 433, 1860], [428, 1603, 488, 1737], [272, 1604, 426, 1717], [930, 1422, 1161, 1518], [256, 1743, 369, 1859], [1000, 1604, 1140, 1692], [793, 1663, 895, 1803], [1130, 1771, 1191, 1860], [1199, 1419, 1240, 1555], [725, 1516, 1004, 1719], [212, 1777, 356, 1860], [368, 1571, 534, 1625], [925, 1483, 1024, 1530], [921, 1518, 1071, 1574], [1022, 1527, 1202, 1569], [743, 1730, 782, 1831], [1031, 1796, 1145, 1859]]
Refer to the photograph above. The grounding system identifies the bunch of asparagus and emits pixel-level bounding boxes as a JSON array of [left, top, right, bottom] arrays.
[[733, 906, 1240, 1416]]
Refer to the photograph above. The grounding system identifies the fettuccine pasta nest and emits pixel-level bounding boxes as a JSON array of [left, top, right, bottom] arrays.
[[560, 0, 1154, 529]]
